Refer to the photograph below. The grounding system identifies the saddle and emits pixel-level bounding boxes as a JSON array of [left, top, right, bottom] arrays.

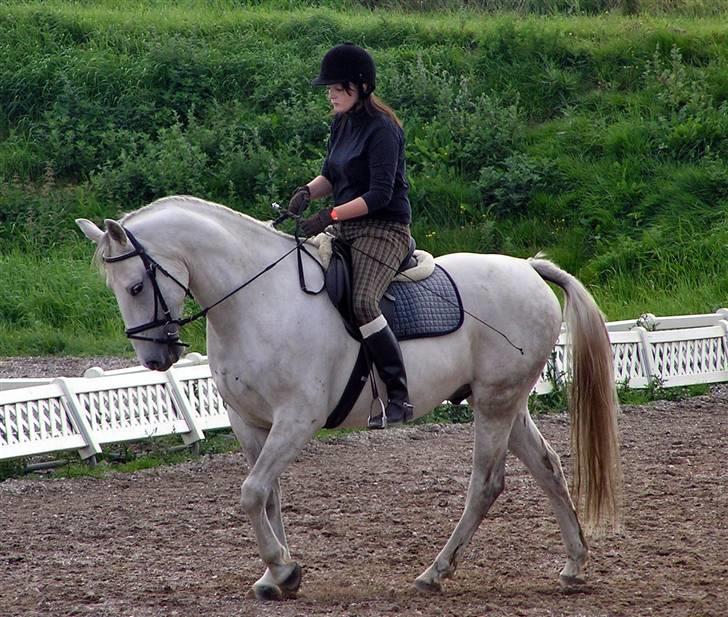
[[321, 236, 465, 429], [324, 237, 463, 341], [324, 236, 415, 339]]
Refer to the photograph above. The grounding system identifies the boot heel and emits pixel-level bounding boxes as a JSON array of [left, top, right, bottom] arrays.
[[385, 401, 414, 424], [402, 402, 414, 422]]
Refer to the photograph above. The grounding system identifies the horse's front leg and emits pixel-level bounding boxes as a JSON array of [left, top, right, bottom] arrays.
[[237, 415, 317, 600], [229, 413, 293, 594]]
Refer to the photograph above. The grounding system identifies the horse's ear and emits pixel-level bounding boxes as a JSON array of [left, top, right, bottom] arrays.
[[76, 218, 105, 244], [104, 219, 128, 247]]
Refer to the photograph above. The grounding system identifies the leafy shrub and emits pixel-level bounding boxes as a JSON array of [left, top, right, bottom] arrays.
[[91, 120, 209, 207], [415, 403, 473, 424], [477, 153, 559, 216], [0, 176, 111, 252]]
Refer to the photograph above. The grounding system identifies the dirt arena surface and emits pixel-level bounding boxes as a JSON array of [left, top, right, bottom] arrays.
[[1, 357, 726, 617]]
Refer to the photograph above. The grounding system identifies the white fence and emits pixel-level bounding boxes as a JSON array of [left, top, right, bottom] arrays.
[[1, 353, 229, 462], [3, 311, 728, 463]]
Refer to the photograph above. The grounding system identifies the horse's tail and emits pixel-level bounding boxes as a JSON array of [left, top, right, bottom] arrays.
[[529, 256, 622, 536]]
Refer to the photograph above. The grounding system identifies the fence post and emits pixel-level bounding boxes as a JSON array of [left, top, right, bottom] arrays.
[[635, 326, 655, 383], [165, 368, 205, 446], [638, 312, 657, 330], [718, 320, 728, 369], [83, 366, 105, 378], [54, 378, 102, 465]]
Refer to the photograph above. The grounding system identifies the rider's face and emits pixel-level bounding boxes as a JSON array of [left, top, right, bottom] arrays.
[[327, 83, 359, 113]]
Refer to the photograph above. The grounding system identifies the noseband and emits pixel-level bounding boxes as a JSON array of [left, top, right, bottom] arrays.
[[103, 229, 193, 347]]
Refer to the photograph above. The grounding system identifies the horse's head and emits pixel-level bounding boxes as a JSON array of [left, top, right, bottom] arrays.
[[76, 217, 189, 371]]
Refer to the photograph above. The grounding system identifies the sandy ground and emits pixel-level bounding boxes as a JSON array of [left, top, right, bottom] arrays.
[[1, 357, 727, 617]]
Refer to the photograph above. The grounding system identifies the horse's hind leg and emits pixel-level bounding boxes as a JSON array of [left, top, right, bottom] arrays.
[[415, 403, 513, 594], [508, 408, 588, 587]]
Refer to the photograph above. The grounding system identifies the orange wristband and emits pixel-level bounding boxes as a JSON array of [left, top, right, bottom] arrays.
[[330, 208, 339, 221]]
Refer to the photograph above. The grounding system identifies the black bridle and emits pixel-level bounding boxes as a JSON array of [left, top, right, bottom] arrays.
[[103, 225, 323, 347], [103, 229, 194, 346]]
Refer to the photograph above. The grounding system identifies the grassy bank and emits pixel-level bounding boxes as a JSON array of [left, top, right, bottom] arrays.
[[1, 1, 728, 354]]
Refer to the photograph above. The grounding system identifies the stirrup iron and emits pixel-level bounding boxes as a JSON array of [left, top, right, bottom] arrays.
[[367, 397, 387, 430]]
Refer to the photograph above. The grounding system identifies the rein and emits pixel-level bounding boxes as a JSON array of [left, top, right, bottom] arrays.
[[103, 227, 323, 346]]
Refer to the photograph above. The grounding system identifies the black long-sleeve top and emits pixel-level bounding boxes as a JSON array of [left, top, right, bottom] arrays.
[[321, 108, 411, 224]]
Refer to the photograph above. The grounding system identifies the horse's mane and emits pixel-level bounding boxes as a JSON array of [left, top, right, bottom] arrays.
[[93, 195, 294, 270], [125, 195, 293, 238]]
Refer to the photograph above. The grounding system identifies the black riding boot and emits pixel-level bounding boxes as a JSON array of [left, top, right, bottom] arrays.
[[363, 324, 414, 429]]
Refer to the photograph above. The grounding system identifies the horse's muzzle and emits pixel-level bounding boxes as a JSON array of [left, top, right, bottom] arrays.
[[142, 343, 182, 371]]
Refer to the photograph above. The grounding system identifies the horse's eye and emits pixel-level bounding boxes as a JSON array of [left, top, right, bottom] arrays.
[[129, 282, 144, 296]]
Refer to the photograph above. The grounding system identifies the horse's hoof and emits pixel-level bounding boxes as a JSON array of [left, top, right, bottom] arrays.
[[414, 576, 442, 594], [251, 583, 283, 601], [559, 574, 588, 593], [280, 563, 302, 598]]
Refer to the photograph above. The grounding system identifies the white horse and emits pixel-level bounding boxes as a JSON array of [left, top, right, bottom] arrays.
[[77, 195, 621, 600]]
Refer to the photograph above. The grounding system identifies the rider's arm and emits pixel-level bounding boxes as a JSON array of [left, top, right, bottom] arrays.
[[331, 197, 368, 221], [306, 174, 367, 221], [306, 175, 333, 200], [359, 122, 399, 214]]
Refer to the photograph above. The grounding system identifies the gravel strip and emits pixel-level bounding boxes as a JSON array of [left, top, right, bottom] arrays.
[[0, 356, 138, 379]]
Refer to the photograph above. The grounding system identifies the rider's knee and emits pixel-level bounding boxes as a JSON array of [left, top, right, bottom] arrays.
[[352, 298, 379, 326]]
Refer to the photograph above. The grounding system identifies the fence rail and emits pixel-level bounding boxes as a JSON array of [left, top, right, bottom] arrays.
[[3, 311, 728, 463]]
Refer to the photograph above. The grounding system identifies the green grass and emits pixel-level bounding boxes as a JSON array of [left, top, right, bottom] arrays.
[[0, 246, 208, 355], [1, 1, 728, 352]]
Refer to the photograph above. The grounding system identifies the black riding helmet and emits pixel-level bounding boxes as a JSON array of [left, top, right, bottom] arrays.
[[312, 43, 376, 95]]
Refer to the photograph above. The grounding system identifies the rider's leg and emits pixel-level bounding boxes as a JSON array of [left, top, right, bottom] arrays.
[[342, 220, 412, 429], [360, 315, 413, 427]]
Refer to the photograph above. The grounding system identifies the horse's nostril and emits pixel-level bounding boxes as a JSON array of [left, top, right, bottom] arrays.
[[146, 359, 161, 371]]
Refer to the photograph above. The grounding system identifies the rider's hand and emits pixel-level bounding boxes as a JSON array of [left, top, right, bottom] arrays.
[[299, 208, 334, 237], [287, 185, 311, 216]]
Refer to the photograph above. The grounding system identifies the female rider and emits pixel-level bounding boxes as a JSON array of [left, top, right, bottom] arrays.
[[287, 43, 413, 429]]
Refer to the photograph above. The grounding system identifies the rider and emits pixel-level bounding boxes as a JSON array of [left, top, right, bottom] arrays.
[[287, 42, 414, 429]]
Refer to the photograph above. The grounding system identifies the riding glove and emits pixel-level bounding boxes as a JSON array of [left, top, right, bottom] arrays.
[[299, 208, 334, 237], [287, 185, 311, 215]]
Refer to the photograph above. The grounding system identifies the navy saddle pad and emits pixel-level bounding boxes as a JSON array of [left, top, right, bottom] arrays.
[[383, 265, 464, 340]]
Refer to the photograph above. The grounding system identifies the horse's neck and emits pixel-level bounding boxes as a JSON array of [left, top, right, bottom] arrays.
[[194, 217, 293, 305], [140, 203, 297, 309]]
